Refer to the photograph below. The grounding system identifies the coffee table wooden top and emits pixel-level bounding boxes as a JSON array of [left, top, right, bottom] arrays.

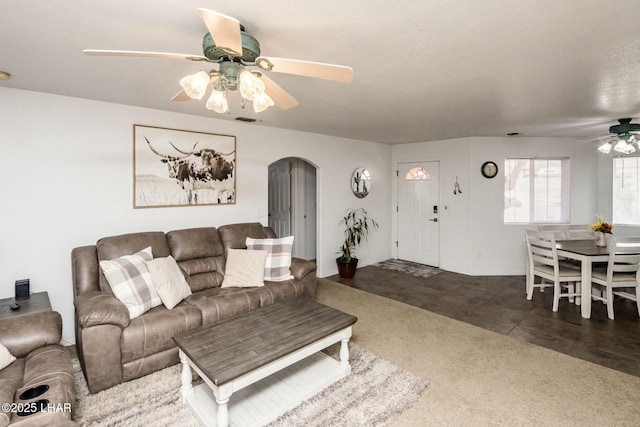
[[172, 299, 357, 386]]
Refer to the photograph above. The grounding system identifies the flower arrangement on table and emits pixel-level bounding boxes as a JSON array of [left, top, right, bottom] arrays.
[[590, 215, 613, 234]]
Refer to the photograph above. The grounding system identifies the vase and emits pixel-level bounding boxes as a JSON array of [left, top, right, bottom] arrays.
[[595, 231, 607, 247]]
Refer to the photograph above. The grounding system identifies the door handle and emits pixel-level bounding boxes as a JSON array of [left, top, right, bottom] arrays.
[[429, 218, 438, 222]]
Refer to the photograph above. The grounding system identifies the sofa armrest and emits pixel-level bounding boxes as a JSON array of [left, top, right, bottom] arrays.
[[77, 323, 124, 394], [290, 258, 316, 281], [75, 291, 130, 329], [72, 245, 101, 297], [0, 311, 62, 358], [74, 291, 128, 393]]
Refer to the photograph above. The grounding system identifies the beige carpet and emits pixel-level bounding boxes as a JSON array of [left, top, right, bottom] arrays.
[[315, 278, 640, 426], [269, 344, 427, 426], [73, 324, 426, 426]]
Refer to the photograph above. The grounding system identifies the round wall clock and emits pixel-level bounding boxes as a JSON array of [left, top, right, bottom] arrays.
[[481, 161, 498, 179]]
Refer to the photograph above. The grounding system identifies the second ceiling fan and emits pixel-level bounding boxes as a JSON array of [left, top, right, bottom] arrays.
[[594, 118, 640, 154], [84, 8, 353, 114]]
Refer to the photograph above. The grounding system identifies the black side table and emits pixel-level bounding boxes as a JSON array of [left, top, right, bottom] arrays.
[[0, 291, 51, 319]]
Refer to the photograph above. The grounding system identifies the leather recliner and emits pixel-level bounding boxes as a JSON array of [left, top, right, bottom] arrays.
[[0, 311, 76, 427]]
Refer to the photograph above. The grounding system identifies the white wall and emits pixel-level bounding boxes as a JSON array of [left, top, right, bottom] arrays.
[[2, 86, 619, 343], [0, 87, 392, 343], [392, 136, 598, 276]]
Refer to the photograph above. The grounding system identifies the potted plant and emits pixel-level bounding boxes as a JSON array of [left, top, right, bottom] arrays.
[[336, 208, 378, 278], [590, 215, 613, 247]]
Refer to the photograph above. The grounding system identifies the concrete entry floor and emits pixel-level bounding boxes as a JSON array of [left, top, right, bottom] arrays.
[[327, 264, 640, 378]]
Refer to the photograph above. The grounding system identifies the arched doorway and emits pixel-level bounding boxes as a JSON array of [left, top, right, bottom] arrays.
[[268, 158, 317, 260]]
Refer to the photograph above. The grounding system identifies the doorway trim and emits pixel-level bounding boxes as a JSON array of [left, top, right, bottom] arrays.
[[267, 157, 318, 262]]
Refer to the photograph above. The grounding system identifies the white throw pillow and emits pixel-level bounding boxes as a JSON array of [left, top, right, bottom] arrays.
[[221, 249, 269, 288], [0, 342, 16, 371], [246, 236, 295, 281], [99, 247, 162, 318], [146, 256, 192, 309]]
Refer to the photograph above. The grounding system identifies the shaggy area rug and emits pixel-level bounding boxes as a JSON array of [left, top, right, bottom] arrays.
[[372, 259, 442, 279], [73, 344, 428, 426]]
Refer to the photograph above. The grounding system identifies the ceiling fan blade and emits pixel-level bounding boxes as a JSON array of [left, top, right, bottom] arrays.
[[83, 49, 208, 62], [258, 74, 299, 110], [171, 90, 191, 102], [256, 56, 353, 83], [576, 134, 615, 144], [198, 8, 242, 57]]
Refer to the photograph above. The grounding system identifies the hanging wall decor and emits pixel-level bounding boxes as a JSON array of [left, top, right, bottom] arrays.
[[453, 176, 462, 195], [133, 124, 236, 208], [351, 167, 371, 198]]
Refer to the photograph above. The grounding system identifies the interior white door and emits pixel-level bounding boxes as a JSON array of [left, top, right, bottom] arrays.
[[268, 160, 291, 237], [397, 161, 440, 266], [291, 159, 317, 260], [302, 161, 317, 260]]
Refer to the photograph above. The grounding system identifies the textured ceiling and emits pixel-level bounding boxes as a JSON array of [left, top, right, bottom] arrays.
[[2, 0, 640, 144]]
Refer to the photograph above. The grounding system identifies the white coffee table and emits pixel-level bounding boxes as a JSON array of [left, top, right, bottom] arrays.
[[173, 300, 358, 427]]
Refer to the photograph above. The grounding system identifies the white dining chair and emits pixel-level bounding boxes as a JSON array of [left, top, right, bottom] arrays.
[[525, 229, 552, 297], [537, 224, 567, 239], [591, 237, 640, 320], [537, 225, 584, 270], [565, 224, 594, 240], [538, 224, 594, 240], [525, 229, 582, 310]]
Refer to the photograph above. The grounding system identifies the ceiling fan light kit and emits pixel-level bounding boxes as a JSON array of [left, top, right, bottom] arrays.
[[239, 70, 265, 100], [179, 71, 210, 100], [596, 118, 640, 155], [597, 141, 612, 154], [84, 8, 353, 116], [182, 68, 275, 114], [252, 91, 275, 113], [205, 79, 229, 113]]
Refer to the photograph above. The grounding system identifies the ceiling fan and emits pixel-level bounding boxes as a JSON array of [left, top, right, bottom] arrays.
[[592, 118, 640, 154], [84, 8, 353, 114]]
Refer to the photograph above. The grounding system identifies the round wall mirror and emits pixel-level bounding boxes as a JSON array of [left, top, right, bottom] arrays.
[[351, 167, 371, 198]]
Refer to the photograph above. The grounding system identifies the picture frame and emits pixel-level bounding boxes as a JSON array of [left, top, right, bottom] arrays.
[[133, 124, 236, 208]]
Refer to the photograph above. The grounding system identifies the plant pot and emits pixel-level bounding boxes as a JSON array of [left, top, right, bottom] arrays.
[[336, 257, 358, 278]]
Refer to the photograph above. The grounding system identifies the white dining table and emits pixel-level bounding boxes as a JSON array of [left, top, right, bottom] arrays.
[[555, 239, 610, 319]]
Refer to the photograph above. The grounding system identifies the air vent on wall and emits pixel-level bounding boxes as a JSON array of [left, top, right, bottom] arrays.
[[235, 117, 257, 122]]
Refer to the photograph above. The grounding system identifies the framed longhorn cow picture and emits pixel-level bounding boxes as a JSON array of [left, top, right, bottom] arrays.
[[133, 124, 236, 208]]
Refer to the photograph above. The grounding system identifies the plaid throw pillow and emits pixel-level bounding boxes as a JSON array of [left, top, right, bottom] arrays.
[[246, 236, 295, 282], [99, 247, 162, 318]]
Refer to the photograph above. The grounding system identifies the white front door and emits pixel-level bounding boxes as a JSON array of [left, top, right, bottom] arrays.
[[397, 161, 440, 266]]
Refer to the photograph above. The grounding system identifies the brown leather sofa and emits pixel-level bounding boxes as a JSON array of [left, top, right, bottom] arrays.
[[71, 222, 316, 394], [0, 311, 76, 427]]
